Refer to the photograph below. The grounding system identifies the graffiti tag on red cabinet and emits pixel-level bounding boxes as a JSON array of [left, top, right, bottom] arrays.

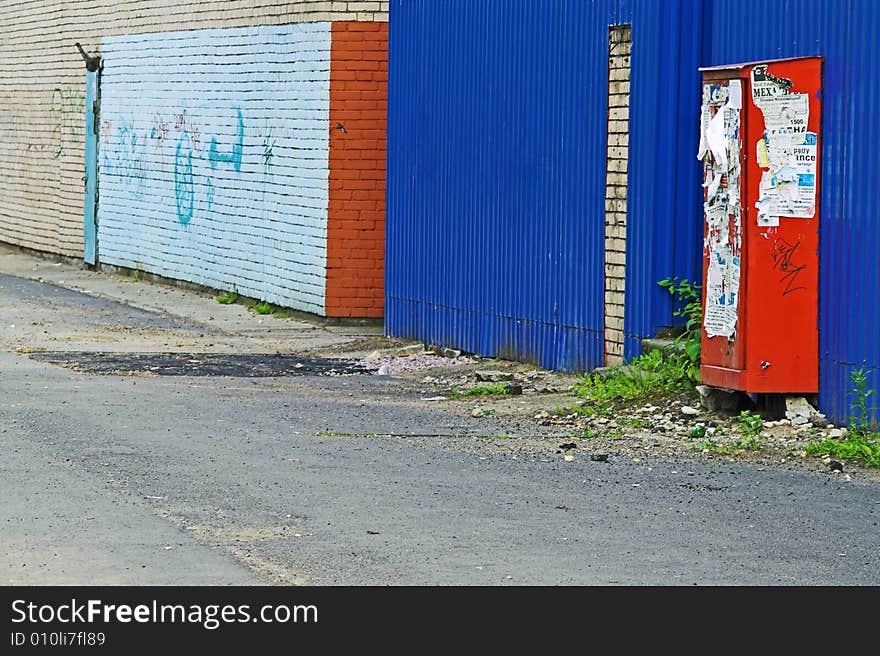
[[770, 237, 807, 296]]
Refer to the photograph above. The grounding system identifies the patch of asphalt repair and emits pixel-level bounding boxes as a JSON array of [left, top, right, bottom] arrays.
[[28, 351, 366, 377]]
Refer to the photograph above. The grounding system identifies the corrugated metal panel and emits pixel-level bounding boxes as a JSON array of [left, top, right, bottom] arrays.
[[387, 0, 703, 372], [621, 0, 704, 359], [703, 0, 880, 424], [388, 0, 632, 372], [388, 0, 879, 424]]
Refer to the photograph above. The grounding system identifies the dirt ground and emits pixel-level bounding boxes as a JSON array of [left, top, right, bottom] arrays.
[[313, 339, 880, 485]]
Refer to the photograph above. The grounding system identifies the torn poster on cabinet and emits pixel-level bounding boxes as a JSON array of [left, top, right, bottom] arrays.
[[751, 65, 817, 226], [703, 246, 741, 339], [698, 80, 743, 339]]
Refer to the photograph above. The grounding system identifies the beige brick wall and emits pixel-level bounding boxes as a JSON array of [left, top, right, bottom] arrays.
[[604, 25, 631, 366], [0, 1, 388, 257]]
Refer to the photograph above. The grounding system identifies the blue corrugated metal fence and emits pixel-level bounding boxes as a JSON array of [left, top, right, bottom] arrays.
[[387, 0, 880, 424]]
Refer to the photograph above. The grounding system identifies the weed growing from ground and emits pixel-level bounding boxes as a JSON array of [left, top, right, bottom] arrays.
[[572, 348, 695, 403], [690, 419, 764, 455], [732, 434, 765, 451], [658, 276, 702, 385], [216, 285, 239, 304], [692, 434, 763, 456], [847, 366, 875, 434], [806, 366, 880, 468], [692, 438, 732, 456], [689, 424, 707, 439], [805, 432, 880, 467], [738, 410, 763, 437], [554, 402, 613, 417], [449, 384, 513, 399], [121, 269, 143, 283], [561, 276, 701, 421], [249, 300, 274, 315]]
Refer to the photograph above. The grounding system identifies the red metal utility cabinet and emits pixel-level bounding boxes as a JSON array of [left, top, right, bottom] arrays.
[[697, 57, 822, 393]]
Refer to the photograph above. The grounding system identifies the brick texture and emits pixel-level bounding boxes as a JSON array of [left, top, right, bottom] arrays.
[[604, 25, 631, 365], [0, 1, 388, 258], [325, 21, 387, 318], [95, 24, 334, 315]]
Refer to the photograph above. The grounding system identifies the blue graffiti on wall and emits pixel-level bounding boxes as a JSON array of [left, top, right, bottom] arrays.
[[208, 109, 244, 172], [174, 133, 195, 226], [106, 107, 246, 226], [112, 123, 148, 199], [205, 178, 216, 211]]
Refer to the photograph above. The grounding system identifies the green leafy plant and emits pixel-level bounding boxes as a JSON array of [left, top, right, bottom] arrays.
[[847, 366, 876, 435], [249, 300, 274, 315], [561, 277, 703, 414], [573, 348, 694, 402], [122, 268, 143, 283], [554, 403, 612, 417], [571, 429, 596, 440], [805, 432, 880, 468], [658, 276, 703, 384], [732, 434, 765, 451], [216, 285, 239, 305], [689, 424, 707, 439], [693, 434, 763, 456], [805, 367, 880, 468], [738, 410, 763, 437], [692, 438, 732, 456], [449, 383, 513, 399]]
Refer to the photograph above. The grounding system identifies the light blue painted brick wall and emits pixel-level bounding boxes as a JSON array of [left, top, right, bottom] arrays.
[[98, 23, 331, 314]]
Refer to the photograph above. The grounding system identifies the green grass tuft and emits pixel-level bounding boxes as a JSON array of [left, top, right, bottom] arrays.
[[449, 383, 513, 399], [805, 432, 880, 468], [572, 349, 696, 403], [248, 300, 274, 315], [216, 285, 239, 305]]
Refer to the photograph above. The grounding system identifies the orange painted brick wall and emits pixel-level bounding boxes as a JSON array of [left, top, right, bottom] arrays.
[[326, 21, 388, 318]]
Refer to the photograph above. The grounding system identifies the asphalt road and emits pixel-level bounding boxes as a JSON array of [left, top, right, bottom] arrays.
[[1, 270, 878, 585]]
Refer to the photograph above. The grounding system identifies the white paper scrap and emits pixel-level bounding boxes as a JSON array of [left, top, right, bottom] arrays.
[[706, 108, 728, 171], [697, 101, 711, 161], [728, 79, 743, 110]]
